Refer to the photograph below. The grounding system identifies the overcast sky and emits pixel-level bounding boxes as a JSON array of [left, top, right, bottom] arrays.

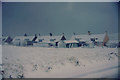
[[2, 2, 118, 37], [0, 2, 2, 38]]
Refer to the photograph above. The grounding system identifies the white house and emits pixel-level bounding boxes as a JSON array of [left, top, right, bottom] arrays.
[[71, 34, 105, 42], [12, 36, 37, 46], [71, 33, 106, 47], [71, 32, 119, 48], [33, 35, 66, 47]]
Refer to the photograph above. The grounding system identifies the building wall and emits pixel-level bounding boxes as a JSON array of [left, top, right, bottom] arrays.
[[58, 41, 66, 48], [33, 43, 49, 47]]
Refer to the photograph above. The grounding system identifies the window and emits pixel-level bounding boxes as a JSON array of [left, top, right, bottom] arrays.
[[15, 39, 20, 40], [24, 39, 29, 41], [39, 39, 43, 42], [91, 38, 95, 42], [50, 39, 56, 42], [49, 43, 53, 46]]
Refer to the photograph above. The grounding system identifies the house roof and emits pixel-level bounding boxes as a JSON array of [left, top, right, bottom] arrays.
[[2, 36, 8, 41], [36, 35, 65, 43], [12, 36, 35, 42], [64, 40, 79, 43]]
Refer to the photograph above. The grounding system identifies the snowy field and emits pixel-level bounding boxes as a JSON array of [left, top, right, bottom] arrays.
[[2, 45, 119, 78]]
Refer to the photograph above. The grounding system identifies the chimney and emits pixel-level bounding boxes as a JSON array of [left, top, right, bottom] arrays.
[[88, 31, 91, 35], [50, 33, 52, 36], [24, 33, 27, 37]]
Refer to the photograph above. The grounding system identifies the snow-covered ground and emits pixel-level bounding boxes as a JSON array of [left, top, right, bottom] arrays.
[[2, 45, 119, 78]]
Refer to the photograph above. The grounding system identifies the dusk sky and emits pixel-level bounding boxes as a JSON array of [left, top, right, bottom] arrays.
[[2, 2, 118, 37]]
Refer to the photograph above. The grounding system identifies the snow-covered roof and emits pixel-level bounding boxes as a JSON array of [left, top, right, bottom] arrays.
[[2, 36, 13, 42], [2, 36, 8, 41], [64, 40, 79, 43], [36, 35, 64, 43], [71, 34, 105, 42], [12, 36, 35, 42], [2, 36, 9, 39]]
